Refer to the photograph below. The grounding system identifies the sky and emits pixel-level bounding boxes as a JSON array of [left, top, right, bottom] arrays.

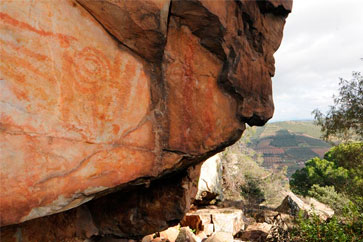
[[271, 0, 363, 122]]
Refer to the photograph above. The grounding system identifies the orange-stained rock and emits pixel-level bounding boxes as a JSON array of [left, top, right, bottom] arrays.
[[0, 0, 292, 236], [0, 0, 157, 226], [164, 18, 241, 154], [76, 0, 170, 62], [0, 164, 202, 241], [171, 0, 292, 125]]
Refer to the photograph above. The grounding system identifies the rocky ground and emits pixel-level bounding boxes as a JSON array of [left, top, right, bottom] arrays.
[[137, 191, 333, 242], [102, 190, 331, 242], [103, 156, 334, 242]]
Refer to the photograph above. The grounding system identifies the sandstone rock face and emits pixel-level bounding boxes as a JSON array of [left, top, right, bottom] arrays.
[[1, 0, 157, 226], [76, 0, 170, 62], [0, 0, 292, 235], [0, 165, 201, 240]]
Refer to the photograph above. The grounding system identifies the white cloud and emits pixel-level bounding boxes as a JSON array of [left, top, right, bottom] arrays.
[[271, 0, 363, 122]]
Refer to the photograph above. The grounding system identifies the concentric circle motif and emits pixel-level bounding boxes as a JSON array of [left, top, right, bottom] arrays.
[[71, 47, 111, 91]]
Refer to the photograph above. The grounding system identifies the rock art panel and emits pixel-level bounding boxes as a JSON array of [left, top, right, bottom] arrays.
[[164, 18, 241, 154], [0, 0, 155, 226]]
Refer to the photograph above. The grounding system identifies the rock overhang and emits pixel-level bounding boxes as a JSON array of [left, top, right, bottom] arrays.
[[0, 0, 292, 233]]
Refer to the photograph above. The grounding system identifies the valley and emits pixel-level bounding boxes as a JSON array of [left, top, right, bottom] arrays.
[[249, 121, 331, 177]]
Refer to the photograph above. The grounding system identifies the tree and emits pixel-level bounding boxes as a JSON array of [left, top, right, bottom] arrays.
[[324, 142, 363, 169], [290, 142, 363, 209], [312, 72, 363, 141], [290, 157, 349, 196]]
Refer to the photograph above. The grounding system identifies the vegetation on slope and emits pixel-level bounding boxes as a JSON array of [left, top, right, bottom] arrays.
[[290, 143, 363, 242], [290, 72, 363, 241], [220, 128, 289, 208], [290, 142, 363, 211], [216, 72, 363, 241]]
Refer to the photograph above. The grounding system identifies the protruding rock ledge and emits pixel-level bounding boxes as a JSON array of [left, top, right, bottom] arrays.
[[0, 0, 292, 237]]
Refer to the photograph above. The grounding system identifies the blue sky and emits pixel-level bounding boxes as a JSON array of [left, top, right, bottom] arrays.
[[271, 0, 363, 122]]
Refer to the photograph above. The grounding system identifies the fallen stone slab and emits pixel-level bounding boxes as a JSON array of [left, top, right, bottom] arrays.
[[276, 192, 334, 219], [183, 208, 245, 237]]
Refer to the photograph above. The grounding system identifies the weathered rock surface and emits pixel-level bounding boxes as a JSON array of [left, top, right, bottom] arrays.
[[175, 227, 199, 242], [0, 165, 201, 240], [276, 192, 334, 219], [158, 226, 180, 242], [240, 222, 272, 242], [182, 208, 245, 237], [76, 0, 170, 62], [195, 154, 224, 204], [0, 0, 292, 238], [212, 209, 245, 236]]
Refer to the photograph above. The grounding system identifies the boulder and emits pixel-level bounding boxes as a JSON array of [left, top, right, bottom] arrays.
[[181, 214, 204, 235], [175, 227, 199, 242], [159, 226, 180, 242], [0, 0, 292, 239], [240, 223, 272, 242], [211, 209, 245, 236], [183, 208, 245, 237], [195, 154, 224, 205], [276, 192, 334, 219], [142, 235, 155, 242], [196, 231, 208, 241], [307, 197, 335, 220]]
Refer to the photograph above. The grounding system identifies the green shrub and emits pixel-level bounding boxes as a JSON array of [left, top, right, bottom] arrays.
[[290, 142, 363, 210], [325, 142, 363, 208], [324, 142, 363, 169], [292, 204, 363, 242], [240, 175, 265, 204], [290, 157, 349, 196], [220, 131, 268, 201], [308, 185, 351, 215]]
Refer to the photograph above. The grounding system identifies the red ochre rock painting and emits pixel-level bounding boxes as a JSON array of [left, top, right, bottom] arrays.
[[0, 1, 153, 225]]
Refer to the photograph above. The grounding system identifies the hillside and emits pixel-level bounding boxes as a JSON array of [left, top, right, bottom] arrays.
[[249, 121, 331, 177]]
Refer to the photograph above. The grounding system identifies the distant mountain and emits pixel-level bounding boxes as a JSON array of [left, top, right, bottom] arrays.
[[248, 121, 331, 177]]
